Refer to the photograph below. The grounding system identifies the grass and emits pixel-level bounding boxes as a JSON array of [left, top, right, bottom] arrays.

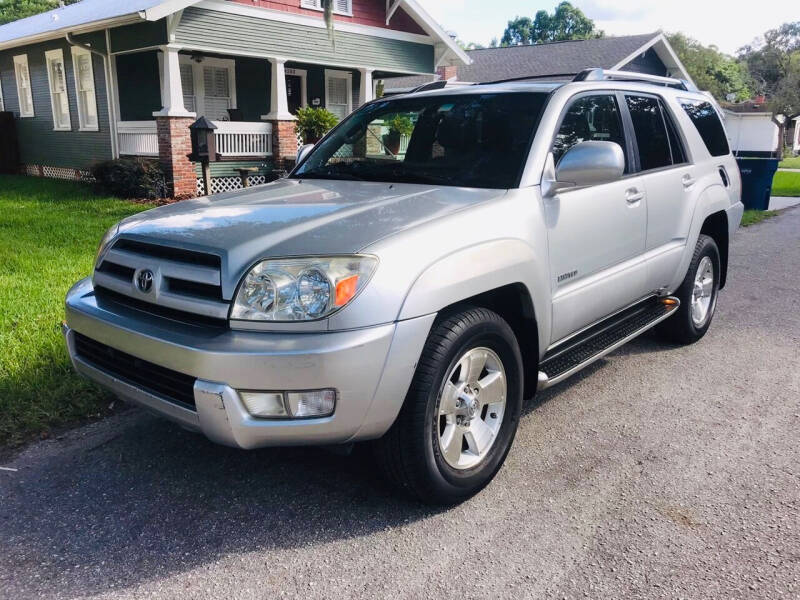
[[771, 171, 800, 197], [741, 210, 778, 227], [778, 156, 800, 169], [0, 175, 154, 446]]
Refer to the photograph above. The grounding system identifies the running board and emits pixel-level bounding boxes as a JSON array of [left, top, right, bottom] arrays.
[[537, 296, 680, 391]]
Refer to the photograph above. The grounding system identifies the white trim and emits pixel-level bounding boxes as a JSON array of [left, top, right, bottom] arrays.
[[285, 67, 308, 110], [13, 54, 34, 117], [262, 58, 294, 121], [142, 0, 203, 22], [0, 15, 143, 52], [324, 68, 353, 120], [174, 43, 433, 77], [70, 46, 99, 131], [166, 9, 185, 42], [610, 33, 694, 87], [396, 0, 471, 66], [153, 45, 195, 117], [386, 0, 401, 25], [44, 49, 72, 130], [196, 0, 434, 45], [106, 28, 120, 158], [300, 0, 353, 17], [0, 77, 4, 112], [358, 67, 374, 105]]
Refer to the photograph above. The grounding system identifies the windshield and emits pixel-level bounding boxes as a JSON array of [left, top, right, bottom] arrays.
[[292, 92, 549, 189]]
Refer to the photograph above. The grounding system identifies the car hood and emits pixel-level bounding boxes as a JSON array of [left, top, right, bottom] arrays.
[[117, 178, 505, 274]]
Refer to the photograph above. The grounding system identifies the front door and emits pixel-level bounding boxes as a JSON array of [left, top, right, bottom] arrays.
[[545, 93, 649, 344], [286, 74, 303, 114]]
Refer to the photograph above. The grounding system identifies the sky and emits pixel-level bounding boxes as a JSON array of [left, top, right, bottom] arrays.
[[416, 0, 799, 55]]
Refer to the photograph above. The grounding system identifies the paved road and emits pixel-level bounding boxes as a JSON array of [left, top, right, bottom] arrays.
[[2, 208, 799, 600]]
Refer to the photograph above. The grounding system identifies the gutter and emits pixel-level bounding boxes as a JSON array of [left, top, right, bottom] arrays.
[[66, 32, 119, 159]]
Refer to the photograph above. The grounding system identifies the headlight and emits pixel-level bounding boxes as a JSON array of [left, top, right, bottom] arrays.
[[94, 224, 119, 267], [231, 255, 378, 322]]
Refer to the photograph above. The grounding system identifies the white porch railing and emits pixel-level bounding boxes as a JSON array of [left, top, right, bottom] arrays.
[[213, 121, 273, 157], [117, 121, 158, 157]]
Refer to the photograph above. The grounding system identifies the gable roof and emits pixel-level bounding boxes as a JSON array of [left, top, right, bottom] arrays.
[[0, 0, 470, 67], [385, 32, 692, 91]]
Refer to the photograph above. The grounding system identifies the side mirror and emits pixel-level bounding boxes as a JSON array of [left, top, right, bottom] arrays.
[[296, 143, 315, 166], [547, 141, 625, 195]]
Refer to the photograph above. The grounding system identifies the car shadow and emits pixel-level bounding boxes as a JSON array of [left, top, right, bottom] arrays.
[[0, 414, 447, 597]]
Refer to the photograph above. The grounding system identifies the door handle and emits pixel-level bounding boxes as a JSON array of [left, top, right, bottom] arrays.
[[682, 174, 696, 188], [626, 188, 644, 203]]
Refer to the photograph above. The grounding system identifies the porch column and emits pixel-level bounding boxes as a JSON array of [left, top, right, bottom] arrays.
[[154, 45, 197, 198], [262, 57, 297, 171], [359, 68, 374, 105], [794, 118, 800, 153]]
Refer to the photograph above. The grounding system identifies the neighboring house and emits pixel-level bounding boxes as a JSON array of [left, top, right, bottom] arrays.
[[384, 32, 694, 93], [0, 0, 469, 196], [721, 99, 783, 158], [790, 116, 799, 155]]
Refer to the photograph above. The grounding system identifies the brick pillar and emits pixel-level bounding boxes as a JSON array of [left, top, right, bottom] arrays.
[[271, 120, 298, 171], [437, 65, 458, 81], [156, 116, 196, 199]]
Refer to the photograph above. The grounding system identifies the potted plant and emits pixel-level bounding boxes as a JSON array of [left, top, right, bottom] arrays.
[[295, 107, 339, 145], [383, 115, 414, 155]]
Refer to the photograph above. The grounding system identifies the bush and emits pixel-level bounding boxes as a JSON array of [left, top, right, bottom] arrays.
[[91, 158, 167, 200], [295, 107, 339, 144], [388, 114, 415, 136]]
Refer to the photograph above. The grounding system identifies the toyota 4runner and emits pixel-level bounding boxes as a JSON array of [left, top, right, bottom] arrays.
[[64, 69, 744, 504]]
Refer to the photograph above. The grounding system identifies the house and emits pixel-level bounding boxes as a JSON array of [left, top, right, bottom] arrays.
[[384, 32, 694, 92], [0, 0, 469, 197], [721, 99, 783, 158]]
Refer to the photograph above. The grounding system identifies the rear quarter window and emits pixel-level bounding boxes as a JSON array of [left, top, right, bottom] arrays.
[[679, 100, 730, 157]]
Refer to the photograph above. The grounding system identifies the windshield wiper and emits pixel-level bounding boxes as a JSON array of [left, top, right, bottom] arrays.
[[298, 171, 366, 182]]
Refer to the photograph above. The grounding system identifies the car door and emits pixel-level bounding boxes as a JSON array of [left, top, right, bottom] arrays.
[[545, 92, 649, 344], [623, 94, 697, 291]]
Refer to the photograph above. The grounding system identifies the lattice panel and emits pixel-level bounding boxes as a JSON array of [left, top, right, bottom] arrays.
[[196, 175, 267, 196], [24, 164, 94, 181], [24, 164, 39, 176]]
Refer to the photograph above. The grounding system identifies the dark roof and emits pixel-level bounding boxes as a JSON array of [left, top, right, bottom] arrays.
[[385, 32, 659, 90]]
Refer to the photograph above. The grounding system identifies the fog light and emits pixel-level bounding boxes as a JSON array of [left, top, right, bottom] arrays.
[[240, 392, 287, 418], [287, 390, 336, 418]]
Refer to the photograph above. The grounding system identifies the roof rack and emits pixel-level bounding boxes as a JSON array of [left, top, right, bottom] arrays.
[[573, 68, 698, 92]]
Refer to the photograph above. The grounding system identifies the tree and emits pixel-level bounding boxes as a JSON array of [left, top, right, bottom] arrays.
[[0, 0, 80, 25], [501, 2, 601, 47], [739, 21, 800, 115], [667, 33, 751, 102]]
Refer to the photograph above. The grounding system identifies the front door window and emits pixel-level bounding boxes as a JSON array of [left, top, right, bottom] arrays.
[[286, 75, 303, 114]]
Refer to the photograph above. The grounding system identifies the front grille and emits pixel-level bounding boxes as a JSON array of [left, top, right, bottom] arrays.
[[74, 333, 197, 409], [94, 288, 228, 329], [93, 238, 229, 324]]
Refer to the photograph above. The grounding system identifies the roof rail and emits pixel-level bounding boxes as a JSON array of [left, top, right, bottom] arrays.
[[573, 68, 698, 92], [409, 80, 449, 94]]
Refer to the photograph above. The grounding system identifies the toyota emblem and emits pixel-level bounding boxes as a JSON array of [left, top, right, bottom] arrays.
[[136, 270, 154, 293]]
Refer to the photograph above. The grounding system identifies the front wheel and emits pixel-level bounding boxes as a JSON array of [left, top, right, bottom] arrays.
[[374, 307, 524, 505], [656, 234, 721, 344]]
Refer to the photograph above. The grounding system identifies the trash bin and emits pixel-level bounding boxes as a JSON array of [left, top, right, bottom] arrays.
[[735, 157, 780, 210]]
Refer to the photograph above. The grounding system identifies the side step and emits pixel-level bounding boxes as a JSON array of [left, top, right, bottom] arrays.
[[537, 296, 680, 391]]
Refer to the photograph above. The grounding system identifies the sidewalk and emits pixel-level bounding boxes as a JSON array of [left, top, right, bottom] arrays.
[[770, 196, 800, 210]]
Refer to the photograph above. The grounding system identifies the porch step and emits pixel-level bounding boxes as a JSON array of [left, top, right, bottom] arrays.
[[537, 296, 680, 390]]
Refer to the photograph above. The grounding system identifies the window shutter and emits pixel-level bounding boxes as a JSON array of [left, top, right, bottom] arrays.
[[180, 63, 195, 113], [300, 0, 318, 8], [336, 0, 350, 13], [77, 54, 94, 92], [202, 66, 231, 120], [326, 75, 349, 120]]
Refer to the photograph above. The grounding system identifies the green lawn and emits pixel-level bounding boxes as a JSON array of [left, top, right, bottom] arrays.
[[741, 210, 778, 227], [778, 156, 800, 169], [772, 171, 800, 197], [0, 175, 153, 446]]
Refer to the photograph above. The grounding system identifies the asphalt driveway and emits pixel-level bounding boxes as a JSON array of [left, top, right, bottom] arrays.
[[1, 207, 798, 600]]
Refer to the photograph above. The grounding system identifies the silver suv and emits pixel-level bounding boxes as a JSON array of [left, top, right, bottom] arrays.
[[64, 69, 743, 504]]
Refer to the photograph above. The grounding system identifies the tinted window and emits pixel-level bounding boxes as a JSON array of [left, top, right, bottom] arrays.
[[553, 94, 627, 171], [626, 95, 672, 171], [680, 100, 730, 157], [294, 93, 548, 189], [662, 100, 686, 164]]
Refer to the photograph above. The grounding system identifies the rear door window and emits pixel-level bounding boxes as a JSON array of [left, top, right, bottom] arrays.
[[625, 95, 672, 171], [553, 94, 628, 171], [679, 100, 730, 157]]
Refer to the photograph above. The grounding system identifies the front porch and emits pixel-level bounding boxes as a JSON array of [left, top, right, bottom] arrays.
[[112, 46, 410, 196]]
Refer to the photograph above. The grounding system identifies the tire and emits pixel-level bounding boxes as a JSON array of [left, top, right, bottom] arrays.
[[656, 234, 721, 345], [374, 306, 524, 505]]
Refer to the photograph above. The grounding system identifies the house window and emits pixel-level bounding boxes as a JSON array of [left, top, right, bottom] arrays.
[[324, 69, 352, 121], [173, 56, 236, 120], [13, 54, 34, 117], [45, 49, 71, 130], [301, 0, 352, 16], [71, 47, 98, 131]]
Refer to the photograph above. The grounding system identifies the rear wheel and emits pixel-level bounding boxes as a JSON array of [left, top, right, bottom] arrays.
[[656, 234, 720, 344], [374, 307, 524, 505]]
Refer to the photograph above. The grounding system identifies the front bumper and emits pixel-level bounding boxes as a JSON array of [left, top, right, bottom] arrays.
[[64, 278, 434, 449]]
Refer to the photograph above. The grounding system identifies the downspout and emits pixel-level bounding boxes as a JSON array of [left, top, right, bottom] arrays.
[[66, 31, 119, 159]]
